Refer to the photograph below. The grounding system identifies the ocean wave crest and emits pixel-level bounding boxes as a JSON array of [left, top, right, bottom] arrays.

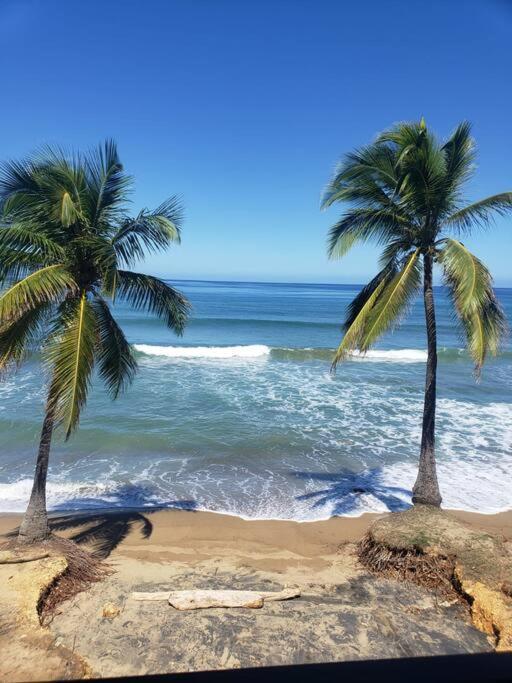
[[134, 344, 512, 363], [135, 344, 429, 362], [134, 344, 271, 359]]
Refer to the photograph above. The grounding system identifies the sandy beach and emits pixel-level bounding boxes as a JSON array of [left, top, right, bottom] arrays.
[[1, 507, 510, 567], [2, 507, 511, 678]]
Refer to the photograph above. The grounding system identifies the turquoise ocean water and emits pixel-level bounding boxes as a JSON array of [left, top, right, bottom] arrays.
[[0, 280, 511, 519]]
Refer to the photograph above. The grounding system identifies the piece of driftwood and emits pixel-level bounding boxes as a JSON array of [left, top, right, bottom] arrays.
[[131, 587, 300, 610]]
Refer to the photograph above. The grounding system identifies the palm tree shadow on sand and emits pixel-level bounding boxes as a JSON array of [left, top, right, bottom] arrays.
[[293, 467, 411, 516], [4, 484, 197, 558]]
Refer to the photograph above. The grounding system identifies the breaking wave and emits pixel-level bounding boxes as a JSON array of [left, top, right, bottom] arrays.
[[133, 344, 485, 363]]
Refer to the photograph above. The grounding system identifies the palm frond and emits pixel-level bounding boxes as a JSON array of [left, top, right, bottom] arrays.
[[84, 139, 131, 231], [359, 249, 422, 351], [0, 157, 39, 207], [461, 302, 507, 375], [446, 193, 512, 232], [77, 234, 118, 282], [0, 224, 64, 262], [45, 293, 98, 439], [0, 250, 49, 284], [115, 270, 190, 334], [1, 152, 85, 234], [331, 262, 396, 369], [322, 143, 399, 209], [439, 239, 507, 373], [441, 121, 475, 193], [112, 196, 183, 267], [438, 239, 490, 312], [327, 208, 408, 260], [92, 295, 137, 398], [0, 304, 52, 374], [0, 265, 75, 322]]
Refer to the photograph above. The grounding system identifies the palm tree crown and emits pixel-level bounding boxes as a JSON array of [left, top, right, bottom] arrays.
[[323, 120, 509, 372], [0, 141, 191, 439]]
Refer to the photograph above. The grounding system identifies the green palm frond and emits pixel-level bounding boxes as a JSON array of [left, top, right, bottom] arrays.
[[332, 262, 396, 369], [322, 144, 399, 209], [0, 157, 39, 208], [115, 270, 190, 334], [112, 196, 183, 267], [77, 234, 118, 282], [0, 224, 64, 269], [84, 140, 132, 230], [327, 208, 407, 260], [0, 304, 52, 374], [439, 239, 507, 373], [0, 265, 76, 321], [441, 121, 475, 194], [438, 239, 490, 313], [446, 193, 512, 232], [358, 249, 422, 351], [1, 156, 85, 234], [45, 292, 98, 439], [0, 250, 49, 284], [92, 295, 137, 398], [461, 303, 504, 375]]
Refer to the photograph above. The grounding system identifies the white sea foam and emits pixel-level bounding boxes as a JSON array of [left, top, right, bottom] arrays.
[[2, 343, 510, 521], [134, 344, 271, 359], [134, 344, 427, 363], [348, 349, 427, 362], [1, 441, 511, 518]]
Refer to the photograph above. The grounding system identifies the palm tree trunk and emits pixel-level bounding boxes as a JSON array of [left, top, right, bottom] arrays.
[[412, 252, 442, 507], [18, 402, 55, 544]]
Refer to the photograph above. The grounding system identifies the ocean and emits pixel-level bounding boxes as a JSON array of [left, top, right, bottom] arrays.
[[0, 280, 511, 520]]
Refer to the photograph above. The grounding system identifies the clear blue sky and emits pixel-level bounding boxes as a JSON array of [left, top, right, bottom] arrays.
[[1, 0, 511, 284]]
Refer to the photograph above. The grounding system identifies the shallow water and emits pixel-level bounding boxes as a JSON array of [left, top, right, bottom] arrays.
[[0, 280, 511, 519]]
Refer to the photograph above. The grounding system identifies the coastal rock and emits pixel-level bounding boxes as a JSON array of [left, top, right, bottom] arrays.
[[359, 505, 512, 651], [0, 552, 90, 681]]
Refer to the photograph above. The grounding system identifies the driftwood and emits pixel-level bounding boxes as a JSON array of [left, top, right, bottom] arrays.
[[131, 587, 300, 610]]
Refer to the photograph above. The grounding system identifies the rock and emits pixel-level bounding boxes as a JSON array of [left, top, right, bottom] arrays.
[[360, 506, 512, 651], [102, 602, 122, 619]]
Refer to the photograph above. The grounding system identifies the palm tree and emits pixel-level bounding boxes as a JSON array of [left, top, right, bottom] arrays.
[[322, 120, 510, 507], [0, 141, 191, 543]]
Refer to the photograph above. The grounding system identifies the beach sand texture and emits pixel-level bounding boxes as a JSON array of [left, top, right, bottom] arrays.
[[2, 508, 510, 678]]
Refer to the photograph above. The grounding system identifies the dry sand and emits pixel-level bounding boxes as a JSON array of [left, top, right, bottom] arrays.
[[1, 507, 510, 567], [1, 507, 510, 678]]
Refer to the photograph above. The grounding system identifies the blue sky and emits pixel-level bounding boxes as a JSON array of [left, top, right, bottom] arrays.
[[1, 0, 511, 284]]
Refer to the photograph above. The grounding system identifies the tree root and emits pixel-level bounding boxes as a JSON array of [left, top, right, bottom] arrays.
[[1, 535, 112, 625], [358, 533, 459, 599]]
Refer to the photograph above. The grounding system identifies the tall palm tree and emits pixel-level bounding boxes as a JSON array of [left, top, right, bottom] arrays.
[[0, 141, 190, 543], [322, 120, 510, 507]]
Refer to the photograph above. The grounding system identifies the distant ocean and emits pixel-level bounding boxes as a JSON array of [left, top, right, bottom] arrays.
[[0, 280, 511, 520]]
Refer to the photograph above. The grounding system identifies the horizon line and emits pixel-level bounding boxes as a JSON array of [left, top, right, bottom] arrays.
[[156, 276, 512, 290]]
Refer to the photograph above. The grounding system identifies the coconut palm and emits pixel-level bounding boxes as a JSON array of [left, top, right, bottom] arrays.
[[323, 120, 510, 507], [0, 141, 190, 543]]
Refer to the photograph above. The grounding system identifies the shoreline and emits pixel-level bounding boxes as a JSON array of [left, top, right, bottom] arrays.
[[1, 503, 512, 523]]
